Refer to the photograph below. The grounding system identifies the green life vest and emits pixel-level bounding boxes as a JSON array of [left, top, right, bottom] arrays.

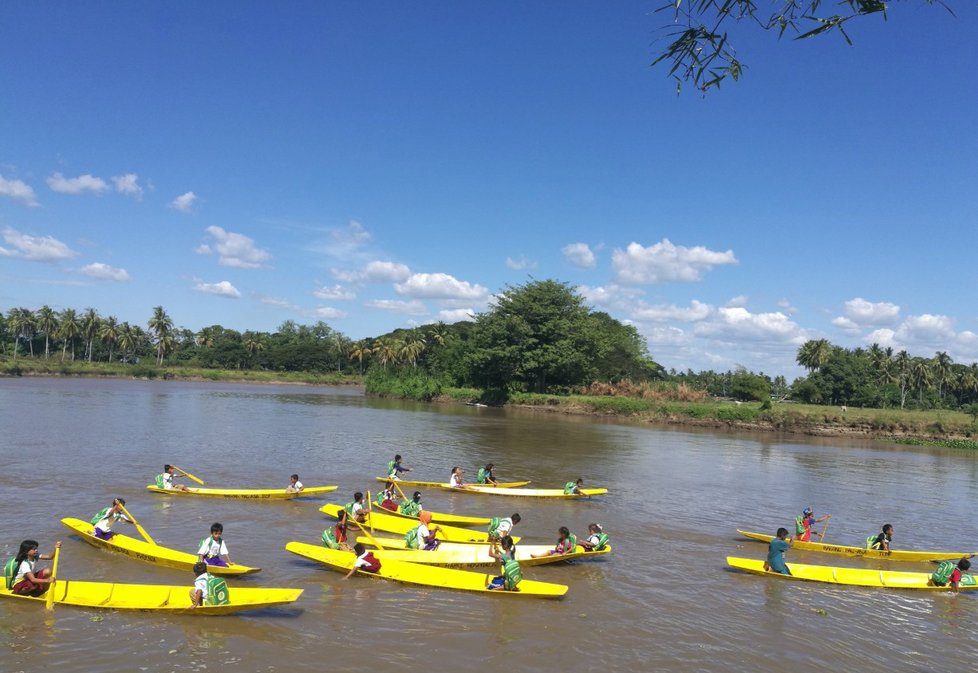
[[155, 473, 166, 488], [502, 558, 522, 590], [3, 556, 17, 590], [387, 460, 396, 478], [400, 500, 421, 517], [488, 517, 510, 538], [564, 533, 578, 552], [795, 515, 806, 535], [404, 525, 422, 550], [932, 560, 957, 586], [90, 507, 112, 526], [322, 528, 341, 550], [564, 481, 577, 495], [866, 534, 883, 550], [204, 575, 230, 606], [477, 468, 489, 484], [344, 502, 355, 515], [374, 491, 388, 506], [592, 532, 610, 551]]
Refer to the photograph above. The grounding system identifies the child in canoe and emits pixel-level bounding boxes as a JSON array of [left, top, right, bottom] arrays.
[[564, 478, 584, 495], [157, 464, 190, 492], [867, 524, 893, 551], [344, 543, 382, 578], [322, 518, 351, 550], [197, 522, 234, 567], [579, 523, 610, 551], [407, 511, 441, 551], [531, 527, 578, 558], [339, 492, 368, 525], [794, 507, 830, 542], [91, 498, 134, 540], [5, 539, 61, 597], [449, 466, 466, 488], [387, 455, 411, 480], [487, 513, 521, 543], [764, 527, 792, 575], [189, 561, 229, 608], [487, 537, 522, 592], [930, 558, 972, 593], [399, 491, 423, 517], [477, 463, 498, 485], [286, 474, 304, 493], [374, 482, 400, 511]]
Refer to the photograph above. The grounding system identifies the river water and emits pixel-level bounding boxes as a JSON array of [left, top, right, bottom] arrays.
[[2, 377, 978, 673]]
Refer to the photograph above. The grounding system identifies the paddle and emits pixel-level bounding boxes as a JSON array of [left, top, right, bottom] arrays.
[[367, 491, 375, 533], [45, 543, 61, 610], [391, 480, 410, 505], [819, 516, 831, 542], [171, 465, 205, 485], [348, 512, 390, 551], [117, 502, 155, 545]]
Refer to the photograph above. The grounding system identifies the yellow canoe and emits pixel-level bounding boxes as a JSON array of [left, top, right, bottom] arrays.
[[0, 581, 302, 613], [727, 556, 978, 590], [320, 504, 518, 543], [461, 485, 608, 498], [738, 529, 976, 562], [285, 541, 567, 598], [366, 504, 489, 527], [370, 544, 611, 567], [62, 518, 260, 575], [374, 477, 530, 489], [146, 485, 338, 499]]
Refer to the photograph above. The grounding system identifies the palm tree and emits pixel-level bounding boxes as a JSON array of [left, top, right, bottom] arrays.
[[909, 358, 934, 405], [36, 305, 58, 359], [99, 316, 120, 362], [56, 308, 80, 361], [400, 336, 426, 368], [932, 351, 954, 400], [349, 340, 370, 374], [796, 339, 831, 374], [81, 307, 100, 362], [372, 338, 399, 370], [333, 334, 350, 373], [6, 308, 23, 358], [894, 350, 911, 409], [148, 306, 174, 365], [118, 322, 135, 362], [244, 333, 265, 365]]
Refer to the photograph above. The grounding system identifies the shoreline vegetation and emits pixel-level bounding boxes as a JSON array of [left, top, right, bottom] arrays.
[[6, 359, 978, 450]]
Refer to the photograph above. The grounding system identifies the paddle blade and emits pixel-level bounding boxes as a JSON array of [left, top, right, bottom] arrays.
[[172, 465, 205, 485], [45, 545, 60, 610]]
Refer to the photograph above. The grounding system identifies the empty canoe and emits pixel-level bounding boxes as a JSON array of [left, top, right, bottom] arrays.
[[0, 581, 301, 613], [737, 529, 975, 562], [374, 477, 531, 489], [285, 541, 567, 598], [461, 485, 608, 498], [319, 504, 518, 543], [61, 518, 260, 575], [146, 485, 338, 499], [726, 556, 978, 590]]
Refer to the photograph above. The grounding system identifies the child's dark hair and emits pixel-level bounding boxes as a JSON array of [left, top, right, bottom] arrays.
[[511, 513, 521, 524], [193, 561, 207, 574], [15, 540, 39, 565], [882, 524, 893, 534], [959, 558, 972, 571], [291, 474, 299, 480], [394, 454, 402, 462], [353, 543, 365, 555], [558, 526, 570, 537], [500, 536, 515, 551], [451, 466, 460, 473], [210, 522, 223, 534], [412, 491, 421, 501], [485, 463, 494, 470], [114, 497, 126, 506], [576, 478, 584, 485], [776, 527, 789, 538], [164, 464, 172, 471], [354, 491, 363, 501]]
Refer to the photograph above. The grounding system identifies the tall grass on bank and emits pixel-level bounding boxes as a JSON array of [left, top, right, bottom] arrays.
[[365, 368, 442, 400]]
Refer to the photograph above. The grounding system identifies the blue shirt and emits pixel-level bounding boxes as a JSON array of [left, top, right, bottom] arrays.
[[766, 538, 791, 574]]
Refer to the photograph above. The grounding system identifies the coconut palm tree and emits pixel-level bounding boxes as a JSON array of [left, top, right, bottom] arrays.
[[372, 338, 400, 370], [932, 351, 954, 401], [333, 334, 350, 373], [796, 339, 831, 374], [894, 350, 911, 409], [349, 340, 370, 374], [148, 306, 174, 365], [244, 333, 265, 365], [35, 305, 58, 359], [57, 308, 80, 361], [81, 307, 100, 362], [400, 336, 426, 368], [909, 358, 934, 405], [99, 316, 120, 362], [118, 322, 135, 362]]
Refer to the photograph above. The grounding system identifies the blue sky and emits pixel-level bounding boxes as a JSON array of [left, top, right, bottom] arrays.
[[1, 2, 976, 379]]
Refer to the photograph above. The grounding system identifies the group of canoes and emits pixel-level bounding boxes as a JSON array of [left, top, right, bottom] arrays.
[[730, 506, 978, 592], [3, 461, 610, 614]]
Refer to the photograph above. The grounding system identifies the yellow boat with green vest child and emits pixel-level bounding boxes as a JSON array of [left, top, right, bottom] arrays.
[[727, 556, 978, 590], [320, 504, 519, 543], [737, 529, 977, 562], [356, 536, 612, 566], [374, 477, 531, 489]]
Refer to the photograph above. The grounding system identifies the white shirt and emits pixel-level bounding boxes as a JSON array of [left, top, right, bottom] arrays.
[[496, 519, 513, 536], [351, 502, 365, 517], [94, 511, 128, 533], [162, 472, 174, 489], [198, 537, 229, 558], [194, 572, 209, 601], [354, 550, 376, 569], [288, 480, 303, 491], [588, 533, 601, 547], [14, 559, 34, 584], [416, 523, 431, 546], [449, 473, 463, 488]]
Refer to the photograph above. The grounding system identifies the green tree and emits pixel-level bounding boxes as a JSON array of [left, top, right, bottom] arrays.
[[8, 307, 36, 358], [730, 370, 771, 401], [894, 350, 911, 409], [56, 308, 80, 361], [349, 340, 370, 374], [932, 351, 954, 401], [99, 316, 120, 362], [81, 307, 101, 362], [148, 306, 174, 365], [796, 339, 832, 374], [909, 358, 934, 406], [35, 305, 58, 359]]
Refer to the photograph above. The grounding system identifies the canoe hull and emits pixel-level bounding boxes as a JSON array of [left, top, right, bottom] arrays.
[[737, 529, 976, 562], [374, 477, 530, 489], [365, 505, 489, 527], [0, 581, 301, 613], [320, 504, 517, 543], [462, 485, 608, 498], [146, 485, 337, 499], [727, 556, 978, 590], [286, 541, 567, 598], [371, 545, 611, 567], [61, 518, 260, 575]]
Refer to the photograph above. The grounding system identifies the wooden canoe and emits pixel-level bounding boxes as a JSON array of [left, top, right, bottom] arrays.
[[285, 541, 567, 598], [737, 529, 976, 562], [365, 503, 489, 527], [370, 544, 611, 567], [320, 504, 518, 544], [460, 485, 608, 498], [374, 477, 531, 489], [727, 557, 978, 590], [0, 581, 302, 613], [61, 518, 260, 575], [146, 485, 338, 499]]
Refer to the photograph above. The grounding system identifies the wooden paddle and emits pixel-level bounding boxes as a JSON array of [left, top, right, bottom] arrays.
[[391, 480, 410, 505], [171, 465, 205, 485], [819, 516, 831, 541], [348, 513, 390, 550], [45, 543, 61, 610], [117, 502, 155, 545], [367, 491, 375, 533]]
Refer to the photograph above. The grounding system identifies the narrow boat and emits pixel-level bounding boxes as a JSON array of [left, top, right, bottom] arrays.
[[374, 477, 531, 489], [146, 485, 338, 499], [319, 504, 518, 543], [366, 504, 489, 527], [61, 518, 260, 575], [460, 485, 608, 498], [737, 529, 976, 562], [0, 582, 302, 613], [370, 544, 611, 567], [285, 541, 567, 598], [726, 557, 978, 590]]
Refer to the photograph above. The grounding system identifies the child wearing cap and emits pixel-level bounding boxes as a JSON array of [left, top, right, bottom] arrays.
[[794, 506, 830, 542]]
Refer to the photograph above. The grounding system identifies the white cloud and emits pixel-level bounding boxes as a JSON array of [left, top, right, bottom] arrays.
[[193, 280, 241, 298], [577, 284, 645, 310], [170, 191, 197, 213], [260, 296, 297, 309], [0, 226, 78, 262], [0, 175, 40, 207], [199, 226, 270, 269], [437, 308, 477, 323], [777, 298, 798, 314], [562, 243, 596, 269], [899, 314, 955, 341], [79, 262, 131, 281], [865, 328, 897, 349], [313, 306, 348, 319], [612, 239, 737, 284], [633, 300, 713, 323], [832, 316, 861, 335], [365, 299, 429, 315], [333, 260, 411, 283], [505, 255, 536, 270], [112, 173, 143, 199], [694, 307, 807, 344], [726, 295, 748, 308], [394, 272, 489, 300], [643, 325, 691, 346], [314, 220, 374, 262], [194, 244, 212, 255], [313, 284, 356, 300], [864, 315, 963, 359], [838, 297, 901, 327], [47, 172, 109, 195]]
